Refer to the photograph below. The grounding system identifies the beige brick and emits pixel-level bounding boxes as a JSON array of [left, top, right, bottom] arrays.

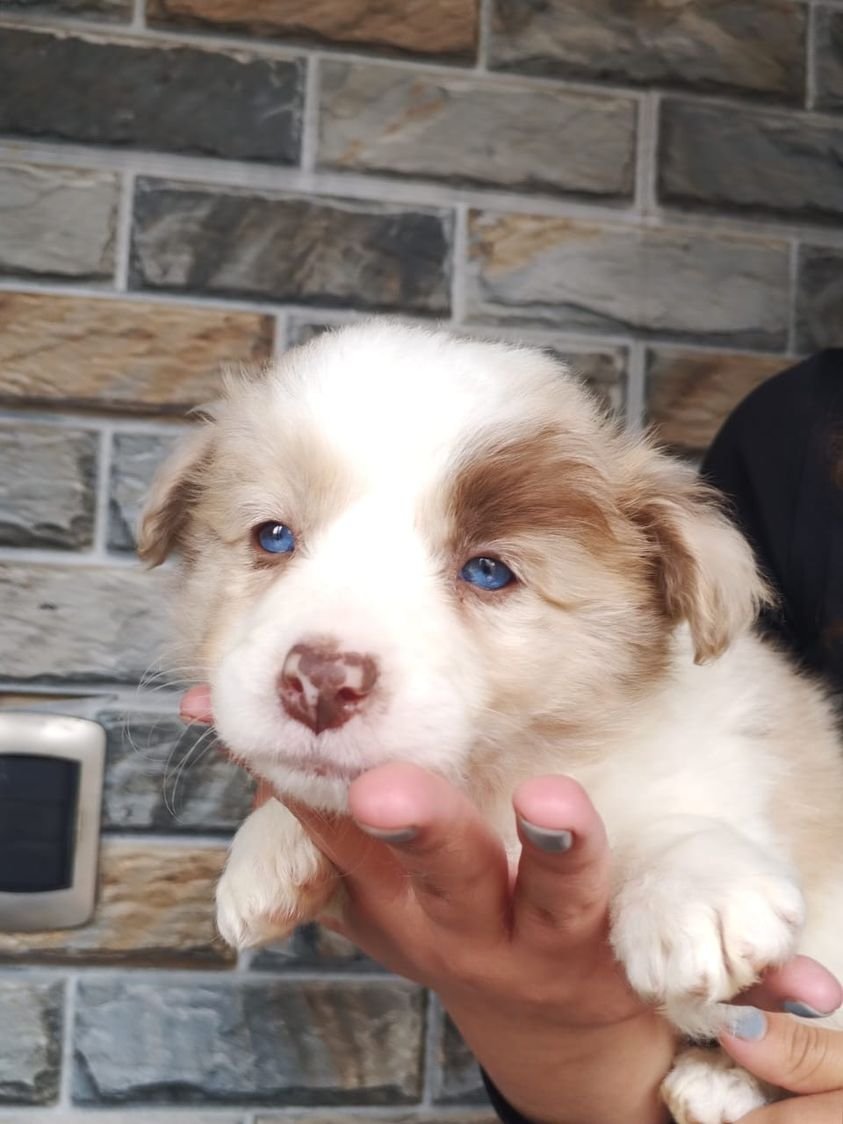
[[0, 842, 232, 967], [0, 292, 273, 413], [646, 348, 787, 452], [147, 0, 478, 58]]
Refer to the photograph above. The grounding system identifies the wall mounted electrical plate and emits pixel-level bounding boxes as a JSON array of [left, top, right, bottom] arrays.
[[0, 711, 105, 931]]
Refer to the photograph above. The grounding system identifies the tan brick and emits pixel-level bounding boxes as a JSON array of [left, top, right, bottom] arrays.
[[148, 0, 478, 58], [646, 348, 787, 452], [0, 292, 273, 413], [0, 842, 232, 967]]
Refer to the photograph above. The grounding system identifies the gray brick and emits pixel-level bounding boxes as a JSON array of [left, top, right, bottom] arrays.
[[659, 99, 843, 224], [0, 980, 63, 1105], [0, 0, 129, 19], [0, 28, 303, 163], [0, 164, 117, 281], [795, 245, 843, 351], [0, 423, 97, 549], [108, 433, 181, 553], [251, 923, 383, 973], [72, 979, 424, 1105], [318, 62, 636, 200], [433, 1013, 487, 1106], [489, 0, 805, 102], [131, 179, 452, 314], [0, 565, 168, 683], [466, 212, 790, 348], [99, 709, 253, 833], [814, 6, 843, 112]]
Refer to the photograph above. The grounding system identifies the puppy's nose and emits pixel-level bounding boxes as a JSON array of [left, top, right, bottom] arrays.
[[278, 641, 378, 734]]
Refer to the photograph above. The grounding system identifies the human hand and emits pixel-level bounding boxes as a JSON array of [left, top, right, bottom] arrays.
[[180, 686, 841, 1124], [720, 1007, 843, 1121]]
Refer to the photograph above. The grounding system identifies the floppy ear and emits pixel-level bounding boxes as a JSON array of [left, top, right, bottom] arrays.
[[621, 447, 771, 664], [137, 424, 215, 567]]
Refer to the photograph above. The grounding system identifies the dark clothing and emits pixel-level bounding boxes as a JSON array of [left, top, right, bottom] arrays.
[[485, 352, 843, 1124], [702, 350, 843, 693]]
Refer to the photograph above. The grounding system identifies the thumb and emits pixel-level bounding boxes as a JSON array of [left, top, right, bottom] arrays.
[[720, 1009, 843, 1095]]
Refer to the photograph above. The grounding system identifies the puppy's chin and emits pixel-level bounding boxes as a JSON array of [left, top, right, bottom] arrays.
[[258, 760, 354, 814]]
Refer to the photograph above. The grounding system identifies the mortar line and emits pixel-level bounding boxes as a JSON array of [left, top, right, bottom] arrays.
[[91, 425, 114, 557], [421, 991, 442, 1106], [806, 1, 819, 110], [475, 0, 492, 72], [57, 973, 78, 1108], [113, 170, 136, 292], [634, 90, 660, 217], [0, 404, 193, 433], [300, 54, 321, 175], [625, 340, 648, 434], [449, 204, 469, 324], [272, 313, 289, 360]]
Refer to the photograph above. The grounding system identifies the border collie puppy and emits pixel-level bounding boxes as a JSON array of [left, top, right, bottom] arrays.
[[140, 321, 843, 1124]]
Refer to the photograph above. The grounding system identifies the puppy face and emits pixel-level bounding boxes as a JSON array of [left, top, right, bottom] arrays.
[[141, 322, 765, 809]]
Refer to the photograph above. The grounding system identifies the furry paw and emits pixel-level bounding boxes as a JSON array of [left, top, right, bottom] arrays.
[[216, 798, 337, 949], [662, 1046, 769, 1124], [611, 831, 804, 1016]]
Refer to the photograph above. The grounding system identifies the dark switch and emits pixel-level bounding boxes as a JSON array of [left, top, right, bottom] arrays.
[[0, 755, 81, 893]]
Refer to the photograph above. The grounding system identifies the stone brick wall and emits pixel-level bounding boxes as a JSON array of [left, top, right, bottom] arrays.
[[0, 0, 840, 1119]]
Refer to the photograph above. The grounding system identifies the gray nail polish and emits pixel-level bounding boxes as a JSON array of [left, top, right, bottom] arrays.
[[783, 1000, 826, 1019], [726, 1008, 767, 1041], [359, 824, 418, 845], [518, 817, 573, 854]]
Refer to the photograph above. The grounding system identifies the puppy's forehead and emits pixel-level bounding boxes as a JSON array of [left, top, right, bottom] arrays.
[[256, 324, 593, 491]]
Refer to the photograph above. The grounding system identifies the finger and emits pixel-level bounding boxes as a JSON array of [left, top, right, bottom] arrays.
[[741, 1090, 843, 1122], [511, 776, 612, 947], [720, 1009, 843, 1095], [744, 957, 843, 1019], [347, 763, 510, 938], [180, 685, 212, 723]]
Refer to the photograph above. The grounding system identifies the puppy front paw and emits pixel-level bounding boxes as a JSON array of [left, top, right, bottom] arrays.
[[216, 799, 337, 950], [611, 833, 804, 1014], [662, 1046, 770, 1124]]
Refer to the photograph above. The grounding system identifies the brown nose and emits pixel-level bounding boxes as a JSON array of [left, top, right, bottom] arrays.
[[278, 641, 378, 734]]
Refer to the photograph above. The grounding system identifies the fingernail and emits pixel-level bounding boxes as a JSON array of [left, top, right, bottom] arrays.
[[724, 1008, 767, 1041], [783, 1000, 827, 1019], [517, 816, 573, 853], [358, 824, 418, 845]]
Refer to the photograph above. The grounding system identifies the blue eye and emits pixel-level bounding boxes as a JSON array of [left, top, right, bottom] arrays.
[[460, 556, 515, 591], [255, 522, 296, 555]]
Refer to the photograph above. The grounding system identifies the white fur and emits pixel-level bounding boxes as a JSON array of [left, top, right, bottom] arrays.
[[142, 321, 843, 1124]]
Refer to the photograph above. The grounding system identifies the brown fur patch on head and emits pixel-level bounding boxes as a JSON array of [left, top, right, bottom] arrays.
[[445, 422, 627, 565]]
